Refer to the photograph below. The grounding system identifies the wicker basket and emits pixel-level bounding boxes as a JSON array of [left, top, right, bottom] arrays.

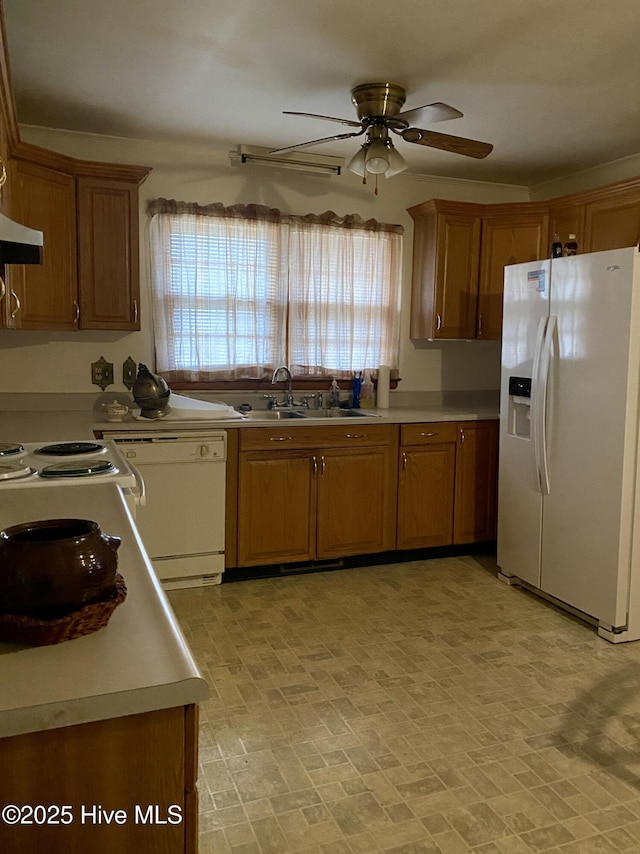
[[0, 574, 127, 646]]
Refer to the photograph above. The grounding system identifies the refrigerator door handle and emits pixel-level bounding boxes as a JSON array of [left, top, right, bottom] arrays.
[[537, 315, 557, 496], [531, 316, 548, 493]]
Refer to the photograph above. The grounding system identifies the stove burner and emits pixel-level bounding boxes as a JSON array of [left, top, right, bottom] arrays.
[[39, 459, 116, 478], [0, 443, 24, 457], [0, 461, 35, 481], [35, 442, 105, 457]]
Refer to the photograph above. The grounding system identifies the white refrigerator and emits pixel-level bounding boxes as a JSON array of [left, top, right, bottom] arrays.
[[498, 246, 640, 643]]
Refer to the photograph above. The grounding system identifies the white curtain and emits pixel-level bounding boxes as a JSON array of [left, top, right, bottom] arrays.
[[288, 218, 402, 375], [148, 201, 402, 381]]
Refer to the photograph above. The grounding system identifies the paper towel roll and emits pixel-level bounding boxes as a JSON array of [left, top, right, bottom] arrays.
[[377, 365, 390, 409]]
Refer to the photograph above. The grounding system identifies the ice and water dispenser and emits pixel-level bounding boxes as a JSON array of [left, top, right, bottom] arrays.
[[507, 376, 532, 439]]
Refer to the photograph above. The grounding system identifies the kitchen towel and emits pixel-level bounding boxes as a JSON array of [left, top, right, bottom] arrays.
[[377, 365, 390, 409]]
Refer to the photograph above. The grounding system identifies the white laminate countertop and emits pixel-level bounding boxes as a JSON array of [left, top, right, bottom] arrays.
[[0, 404, 498, 442], [0, 483, 208, 739], [95, 406, 500, 433]]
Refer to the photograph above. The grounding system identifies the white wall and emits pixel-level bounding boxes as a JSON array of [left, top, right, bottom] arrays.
[[0, 126, 530, 394]]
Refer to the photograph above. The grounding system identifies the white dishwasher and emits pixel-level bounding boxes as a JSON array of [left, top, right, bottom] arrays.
[[109, 431, 226, 589]]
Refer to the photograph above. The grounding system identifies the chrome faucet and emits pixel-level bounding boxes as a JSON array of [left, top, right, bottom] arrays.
[[269, 365, 295, 408]]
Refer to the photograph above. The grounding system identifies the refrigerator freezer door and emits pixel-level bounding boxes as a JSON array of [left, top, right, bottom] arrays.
[[498, 260, 550, 586], [540, 248, 640, 627]]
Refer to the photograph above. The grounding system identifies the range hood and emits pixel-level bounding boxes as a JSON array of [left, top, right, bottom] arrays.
[[0, 211, 43, 264]]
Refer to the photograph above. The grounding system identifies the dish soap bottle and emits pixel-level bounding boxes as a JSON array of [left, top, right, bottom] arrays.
[[360, 370, 374, 409], [329, 379, 341, 409], [352, 372, 362, 409]]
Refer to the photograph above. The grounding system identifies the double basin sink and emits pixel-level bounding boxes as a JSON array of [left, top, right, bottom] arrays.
[[240, 408, 379, 421]]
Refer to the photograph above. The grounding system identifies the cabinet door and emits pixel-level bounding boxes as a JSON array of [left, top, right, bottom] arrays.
[[584, 194, 640, 252], [397, 443, 456, 549], [410, 208, 481, 339], [7, 158, 77, 329], [453, 421, 498, 544], [548, 204, 585, 253], [478, 213, 548, 340], [316, 446, 396, 558], [77, 176, 141, 330], [0, 706, 193, 854], [237, 451, 316, 566]]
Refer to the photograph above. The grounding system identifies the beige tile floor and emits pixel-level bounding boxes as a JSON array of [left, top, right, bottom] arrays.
[[168, 555, 640, 854]]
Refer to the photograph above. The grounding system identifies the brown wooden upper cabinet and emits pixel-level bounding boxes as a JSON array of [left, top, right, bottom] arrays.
[[478, 206, 549, 340], [407, 200, 481, 340], [408, 199, 548, 341], [6, 158, 77, 330], [409, 176, 640, 342], [547, 176, 640, 254], [2, 143, 150, 331], [77, 175, 143, 331], [546, 202, 586, 253], [584, 192, 640, 252]]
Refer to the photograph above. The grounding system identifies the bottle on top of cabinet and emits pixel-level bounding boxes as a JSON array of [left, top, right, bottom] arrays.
[[551, 234, 563, 258], [564, 234, 578, 256]]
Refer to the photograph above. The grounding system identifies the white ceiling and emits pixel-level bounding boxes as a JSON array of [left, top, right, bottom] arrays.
[[4, 0, 640, 187]]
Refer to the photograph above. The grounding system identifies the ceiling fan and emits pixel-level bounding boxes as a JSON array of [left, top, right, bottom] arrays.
[[271, 83, 493, 190]]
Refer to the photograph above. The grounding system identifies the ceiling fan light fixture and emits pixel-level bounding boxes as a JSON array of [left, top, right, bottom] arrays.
[[384, 144, 408, 178], [364, 140, 390, 175], [346, 146, 367, 177]]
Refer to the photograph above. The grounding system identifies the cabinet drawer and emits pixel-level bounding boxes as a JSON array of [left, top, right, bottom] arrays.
[[401, 422, 458, 446], [240, 423, 396, 451]]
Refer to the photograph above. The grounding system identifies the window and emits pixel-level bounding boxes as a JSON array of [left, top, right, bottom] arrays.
[[148, 200, 402, 382]]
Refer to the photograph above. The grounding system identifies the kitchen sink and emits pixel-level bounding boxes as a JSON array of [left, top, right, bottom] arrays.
[[240, 409, 306, 419], [300, 409, 379, 418], [237, 408, 380, 420]]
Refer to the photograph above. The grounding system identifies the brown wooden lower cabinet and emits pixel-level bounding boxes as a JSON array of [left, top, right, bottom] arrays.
[[0, 704, 198, 854], [238, 450, 316, 565], [316, 446, 396, 559], [236, 424, 398, 567], [397, 420, 498, 550], [453, 420, 499, 544], [397, 443, 456, 549]]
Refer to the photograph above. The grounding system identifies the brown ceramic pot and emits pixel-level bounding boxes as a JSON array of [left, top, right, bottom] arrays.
[[0, 519, 121, 618]]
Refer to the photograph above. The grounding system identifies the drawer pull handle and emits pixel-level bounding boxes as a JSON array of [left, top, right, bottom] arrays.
[[420, 431, 437, 437], [436, 313, 442, 331], [10, 289, 20, 318], [312, 455, 318, 475], [321, 455, 325, 475], [269, 436, 292, 442], [73, 300, 80, 322], [402, 452, 407, 470], [0, 276, 5, 302], [133, 299, 139, 323]]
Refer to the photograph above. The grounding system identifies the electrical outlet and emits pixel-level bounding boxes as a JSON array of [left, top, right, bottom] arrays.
[[91, 356, 114, 391]]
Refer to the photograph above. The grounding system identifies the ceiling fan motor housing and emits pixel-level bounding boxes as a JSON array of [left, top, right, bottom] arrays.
[[350, 83, 407, 120]]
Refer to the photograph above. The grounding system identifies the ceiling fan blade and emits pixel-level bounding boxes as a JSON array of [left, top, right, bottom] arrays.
[[270, 129, 364, 155], [400, 127, 493, 159], [394, 102, 464, 126], [283, 111, 361, 128]]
